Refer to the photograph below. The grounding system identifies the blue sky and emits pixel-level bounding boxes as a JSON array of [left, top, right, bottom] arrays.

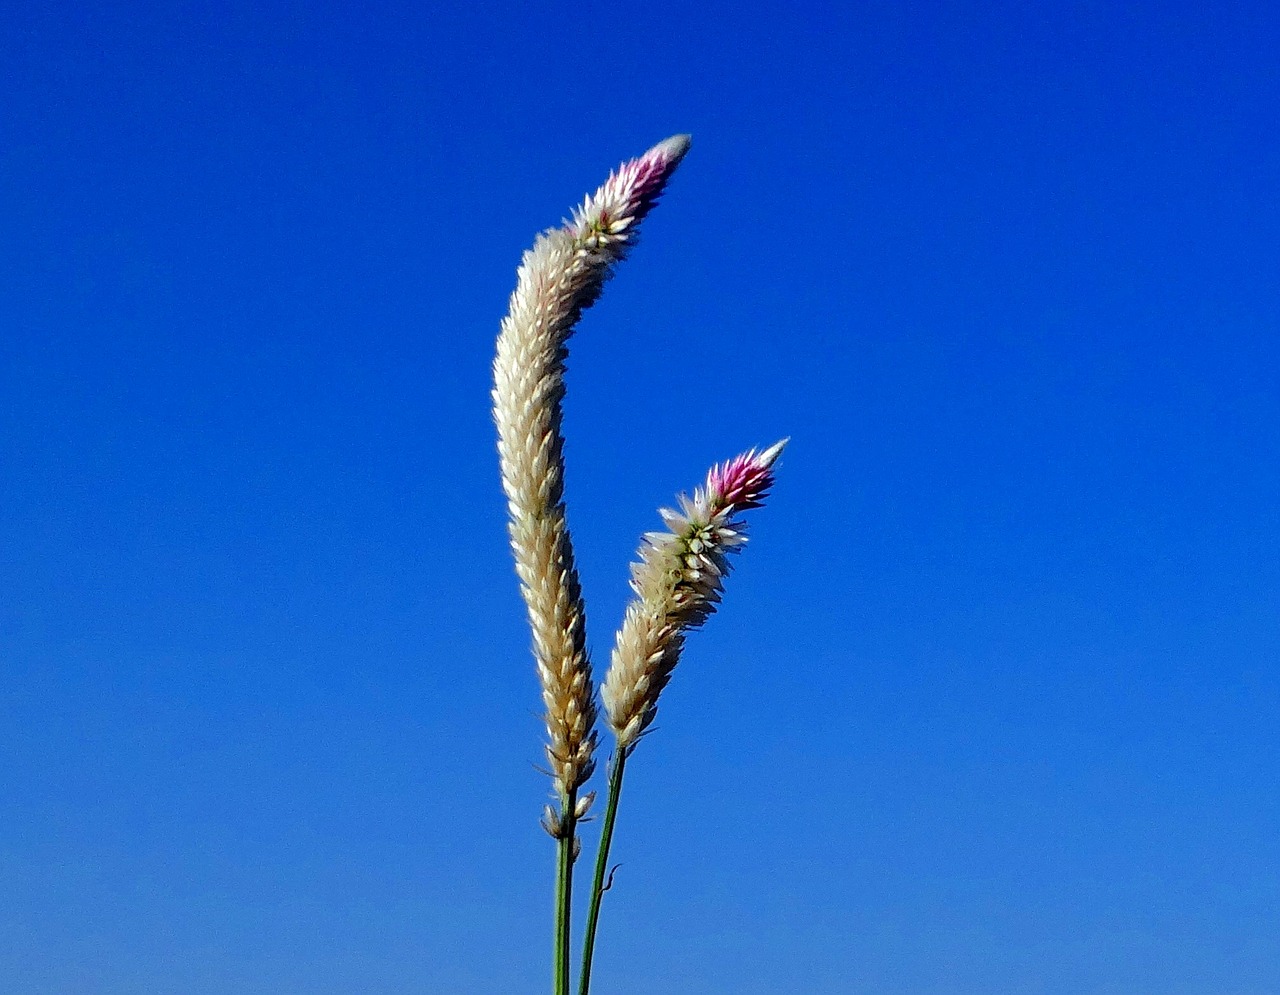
[[2, 2, 1277, 992]]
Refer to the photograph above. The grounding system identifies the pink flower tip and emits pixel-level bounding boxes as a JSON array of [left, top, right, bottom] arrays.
[[707, 438, 788, 510], [569, 134, 692, 246], [648, 133, 692, 167], [620, 134, 692, 223]]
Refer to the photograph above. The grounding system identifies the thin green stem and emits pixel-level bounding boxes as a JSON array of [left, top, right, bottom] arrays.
[[577, 749, 628, 995], [554, 788, 577, 995]]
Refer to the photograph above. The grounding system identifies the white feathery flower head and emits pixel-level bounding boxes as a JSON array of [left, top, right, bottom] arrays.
[[602, 441, 786, 750]]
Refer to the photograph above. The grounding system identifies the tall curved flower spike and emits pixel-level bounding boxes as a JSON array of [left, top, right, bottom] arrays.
[[493, 135, 691, 995], [602, 439, 787, 750], [492, 134, 691, 828]]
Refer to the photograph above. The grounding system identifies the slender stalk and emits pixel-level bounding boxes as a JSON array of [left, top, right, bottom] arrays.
[[554, 789, 578, 995], [577, 749, 628, 995]]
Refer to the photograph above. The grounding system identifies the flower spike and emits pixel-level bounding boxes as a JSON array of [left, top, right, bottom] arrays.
[[602, 441, 786, 750], [492, 136, 691, 815]]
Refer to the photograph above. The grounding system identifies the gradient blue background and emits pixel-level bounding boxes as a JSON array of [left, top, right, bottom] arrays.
[[3, 2, 1277, 992]]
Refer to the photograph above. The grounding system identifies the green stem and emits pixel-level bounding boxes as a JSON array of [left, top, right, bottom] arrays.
[[554, 789, 577, 995], [577, 749, 628, 995]]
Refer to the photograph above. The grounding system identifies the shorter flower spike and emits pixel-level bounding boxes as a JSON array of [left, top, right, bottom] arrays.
[[601, 441, 786, 750]]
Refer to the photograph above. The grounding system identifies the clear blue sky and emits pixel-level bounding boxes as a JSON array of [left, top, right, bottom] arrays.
[[3, 2, 1277, 992]]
